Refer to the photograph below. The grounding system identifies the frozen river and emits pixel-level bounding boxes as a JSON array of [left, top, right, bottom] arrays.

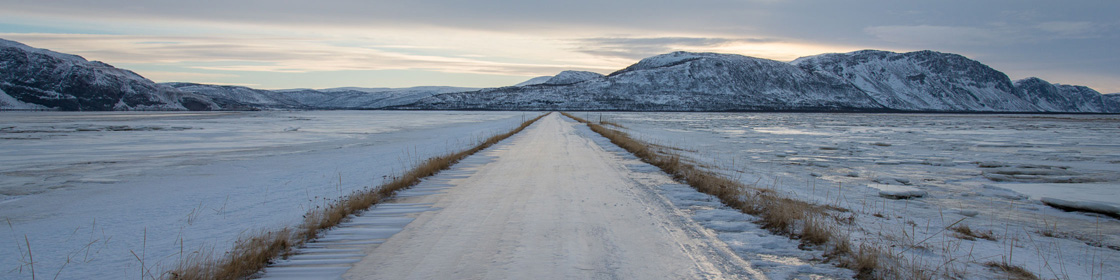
[[0, 111, 526, 279], [597, 112, 1120, 279]]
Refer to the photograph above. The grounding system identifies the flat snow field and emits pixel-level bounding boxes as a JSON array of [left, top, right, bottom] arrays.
[[0, 111, 527, 279]]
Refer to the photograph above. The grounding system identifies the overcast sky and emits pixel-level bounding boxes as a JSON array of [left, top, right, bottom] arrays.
[[1, 0, 1116, 92]]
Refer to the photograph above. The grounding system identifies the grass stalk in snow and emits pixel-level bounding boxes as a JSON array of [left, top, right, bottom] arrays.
[[166, 112, 549, 280]]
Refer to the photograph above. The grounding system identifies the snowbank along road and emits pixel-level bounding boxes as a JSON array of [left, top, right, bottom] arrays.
[[323, 113, 767, 279]]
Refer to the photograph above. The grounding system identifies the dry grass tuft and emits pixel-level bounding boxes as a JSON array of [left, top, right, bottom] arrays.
[[984, 261, 1039, 280], [167, 112, 549, 280], [801, 216, 833, 246], [167, 229, 293, 280], [561, 112, 881, 278], [850, 243, 881, 278], [950, 224, 997, 241]]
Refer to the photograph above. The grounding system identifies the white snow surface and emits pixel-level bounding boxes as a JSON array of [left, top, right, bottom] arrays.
[[599, 112, 1120, 279], [0, 111, 527, 279]]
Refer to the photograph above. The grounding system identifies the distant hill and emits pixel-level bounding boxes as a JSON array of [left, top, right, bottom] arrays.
[[402, 52, 880, 111], [3, 37, 1117, 113], [1011, 78, 1114, 113], [164, 83, 476, 110], [0, 38, 476, 111], [0, 38, 216, 111], [793, 50, 1036, 112], [513, 76, 552, 87], [402, 50, 1119, 113]]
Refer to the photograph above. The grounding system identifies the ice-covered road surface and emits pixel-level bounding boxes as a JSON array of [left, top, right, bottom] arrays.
[[342, 114, 764, 279]]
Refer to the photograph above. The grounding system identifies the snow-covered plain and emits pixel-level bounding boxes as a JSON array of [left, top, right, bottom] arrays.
[[0, 111, 527, 279], [263, 113, 852, 279], [345, 114, 768, 279], [597, 112, 1120, 279]]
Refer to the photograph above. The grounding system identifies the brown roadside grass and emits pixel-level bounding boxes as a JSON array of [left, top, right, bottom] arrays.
[[984, 261, 1040, 280], [166, 112, 549, 280], [561, 112, 883, 279]]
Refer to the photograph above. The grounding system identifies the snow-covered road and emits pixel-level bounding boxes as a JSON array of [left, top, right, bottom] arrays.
[[342, 113, 763, 279]]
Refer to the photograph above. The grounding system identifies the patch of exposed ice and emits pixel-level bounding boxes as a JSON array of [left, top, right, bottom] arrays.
[[872, 184, 927, 199], [1041, 197, 1120, 218]]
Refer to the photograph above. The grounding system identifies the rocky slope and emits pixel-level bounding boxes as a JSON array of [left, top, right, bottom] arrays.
[[0, 38, 217, 111]]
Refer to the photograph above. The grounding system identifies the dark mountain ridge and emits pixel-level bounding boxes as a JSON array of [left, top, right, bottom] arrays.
[[2, 37, 1115, 113]]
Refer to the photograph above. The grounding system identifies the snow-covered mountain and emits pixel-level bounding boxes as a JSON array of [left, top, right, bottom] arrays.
[[404, 50, 1119, 113], [513, 76, 552, 87], [1012, 78, 1117, 113], [792, 50, 1037, 112], [402, 52, 883, 111], [0, 38, 472, 111], [509, 71, 604, 87], [3, 37, 1116, 112], [166, 83, 475, 110], [542, 71, 604, 85], [0, 38, 217, 111], [162, 83, 302, 110], [1105, 94, 1120, 112]]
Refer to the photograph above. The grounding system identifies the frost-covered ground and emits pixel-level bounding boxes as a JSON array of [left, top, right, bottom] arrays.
[[0, 111, 526, 279], [598, 112, 1120, 279]]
